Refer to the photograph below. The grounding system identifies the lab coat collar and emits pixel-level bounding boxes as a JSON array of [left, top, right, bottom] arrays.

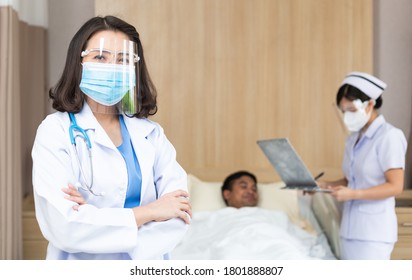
[[74, 102, 156, 148], [74, 102, 96, 129], [74, 102, 157, 202], [364, 114, 385, 139], [122, 114, 157, 139]]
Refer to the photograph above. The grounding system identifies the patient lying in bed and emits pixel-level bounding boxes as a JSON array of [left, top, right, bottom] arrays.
[[171, 171, 331, 260], [171, 206, 328, 259]]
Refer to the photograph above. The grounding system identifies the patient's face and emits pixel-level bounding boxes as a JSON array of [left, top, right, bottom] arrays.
[[224, 175, 259, 208]]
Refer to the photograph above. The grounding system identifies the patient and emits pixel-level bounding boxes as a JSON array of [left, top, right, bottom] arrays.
[[171, 170, 334, 260], [62, 168, 329, 260], [221, 170, 259, 208]]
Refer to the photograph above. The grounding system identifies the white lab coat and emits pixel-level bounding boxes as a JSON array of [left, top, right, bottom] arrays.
[[32, 103, 189, 260]]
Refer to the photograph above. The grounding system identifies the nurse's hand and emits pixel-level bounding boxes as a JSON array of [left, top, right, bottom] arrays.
[[330, 185, 355, 201], [62, 184, 86, 211], [133, 189, 192, 226], [303, 180, 328, 195], [317, 180, 329, 189]]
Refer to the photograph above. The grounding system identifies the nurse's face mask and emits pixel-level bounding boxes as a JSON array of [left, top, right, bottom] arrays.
[[80, 34, 140, 115], [342, 99, 373, 132]]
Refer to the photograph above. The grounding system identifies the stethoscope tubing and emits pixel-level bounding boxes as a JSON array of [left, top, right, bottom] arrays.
[[68, 112, 102, 196]]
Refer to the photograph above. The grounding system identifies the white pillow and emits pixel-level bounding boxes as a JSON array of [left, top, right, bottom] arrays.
[[187, 174, 301, 223], [187, 174, 226, 211]]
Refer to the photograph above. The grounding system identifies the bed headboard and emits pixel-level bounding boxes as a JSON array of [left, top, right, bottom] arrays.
[[310, 193, 342, 259]]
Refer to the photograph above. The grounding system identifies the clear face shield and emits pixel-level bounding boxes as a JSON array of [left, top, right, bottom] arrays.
[[80, 37, 140, 115]]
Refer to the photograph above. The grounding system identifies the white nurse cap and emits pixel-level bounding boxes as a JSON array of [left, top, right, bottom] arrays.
[[341, 72, 387, 100]]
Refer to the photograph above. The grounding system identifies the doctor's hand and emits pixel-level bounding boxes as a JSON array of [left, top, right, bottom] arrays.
[[133, 190, 192, 226], [62, 184, 86, 211]]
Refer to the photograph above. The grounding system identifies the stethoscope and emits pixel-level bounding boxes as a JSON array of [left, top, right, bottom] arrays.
[[68, 112, 103, 196]]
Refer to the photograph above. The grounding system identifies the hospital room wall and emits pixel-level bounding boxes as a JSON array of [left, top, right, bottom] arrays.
[[94, 0, 371, 182], [46, 0, 412, 186], [373, 0, 412, 189]]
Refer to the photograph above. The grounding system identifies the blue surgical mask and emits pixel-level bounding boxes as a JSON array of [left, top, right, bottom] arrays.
[[79, 62, 136, 106]]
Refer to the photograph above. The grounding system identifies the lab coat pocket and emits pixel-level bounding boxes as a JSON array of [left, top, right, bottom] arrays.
[[357, 202, 385, 214]]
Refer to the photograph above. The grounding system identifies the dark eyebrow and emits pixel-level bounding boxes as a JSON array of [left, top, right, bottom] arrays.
[[239, 180, 257, 188]]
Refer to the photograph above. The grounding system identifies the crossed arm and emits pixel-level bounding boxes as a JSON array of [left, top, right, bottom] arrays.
[[62, 185, 192, 226]]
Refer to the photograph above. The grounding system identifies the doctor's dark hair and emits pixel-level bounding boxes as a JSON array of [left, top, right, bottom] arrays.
[[336, 84, 383, 109], [221, 171, 257, 206], [49, 15, 157, 118]]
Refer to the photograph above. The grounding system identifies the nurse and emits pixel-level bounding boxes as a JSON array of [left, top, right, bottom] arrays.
[[318, 72, 407, 259], [32, 15, 191, 260]]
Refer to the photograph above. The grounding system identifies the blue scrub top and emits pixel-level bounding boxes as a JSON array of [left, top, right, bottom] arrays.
[[117, 115, 142, 208], [340, 115, 407, 243]]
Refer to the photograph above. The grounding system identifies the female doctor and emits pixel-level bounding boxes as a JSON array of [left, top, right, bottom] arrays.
[[31, 15, 191, 260], [318, 72, 407, 259]]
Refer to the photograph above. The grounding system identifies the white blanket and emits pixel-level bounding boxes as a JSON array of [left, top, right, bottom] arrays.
[[171, 207, 328, 260]]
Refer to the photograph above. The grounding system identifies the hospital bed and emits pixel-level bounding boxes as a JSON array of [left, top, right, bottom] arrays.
[[171, 174, 342, 260]]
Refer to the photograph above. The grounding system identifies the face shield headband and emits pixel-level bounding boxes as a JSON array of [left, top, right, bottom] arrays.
[[79, 37, 140, 116]]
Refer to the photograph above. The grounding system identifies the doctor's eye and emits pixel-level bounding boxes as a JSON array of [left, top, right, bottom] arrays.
[[116, 53, 139, 64], [116, 54, 132, 64], [92, 52, 112, 63], [82, 49, 113, 64], [92, 54, 108, 62]]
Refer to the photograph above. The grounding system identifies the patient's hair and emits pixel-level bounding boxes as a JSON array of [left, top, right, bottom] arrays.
[[221, 170, 257, 206], [336, 84, 383, 109]]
